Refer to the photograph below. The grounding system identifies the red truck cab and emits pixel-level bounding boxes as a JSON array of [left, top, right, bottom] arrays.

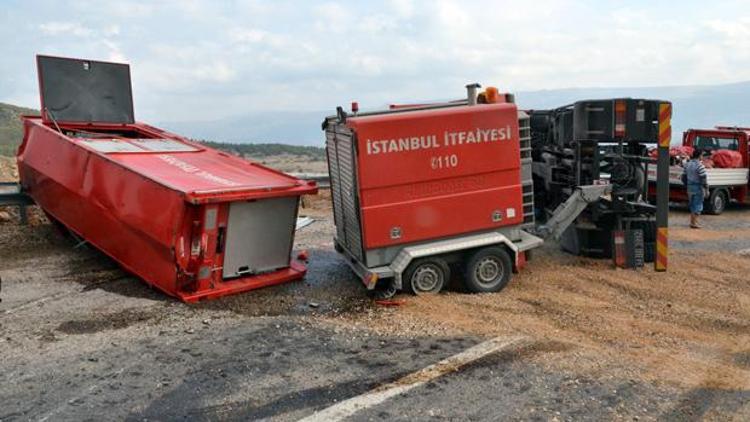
[[656, 128, 750, 214]]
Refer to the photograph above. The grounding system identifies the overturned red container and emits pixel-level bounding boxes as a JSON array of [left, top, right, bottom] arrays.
[[17, 55, 317, 302]]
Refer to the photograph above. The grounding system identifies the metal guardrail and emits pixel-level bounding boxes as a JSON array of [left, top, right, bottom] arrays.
[[290, 173, 330, 189], [0, 182, 33, 224]]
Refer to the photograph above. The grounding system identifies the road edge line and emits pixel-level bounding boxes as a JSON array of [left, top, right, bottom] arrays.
[[298, 335, 527, 422]]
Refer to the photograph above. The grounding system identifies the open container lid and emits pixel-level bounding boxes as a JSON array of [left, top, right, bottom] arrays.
[[37, 55, 135, 124]]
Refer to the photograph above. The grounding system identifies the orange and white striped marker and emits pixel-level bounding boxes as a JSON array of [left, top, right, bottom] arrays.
[[655, 227, 668, 271], [658, 102, 672, 148], [655, 102, 672, 271]]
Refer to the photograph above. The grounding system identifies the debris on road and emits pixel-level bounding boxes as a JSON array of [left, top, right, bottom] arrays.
[[375, 299, 406, 307], [296, 216, 315, 230]]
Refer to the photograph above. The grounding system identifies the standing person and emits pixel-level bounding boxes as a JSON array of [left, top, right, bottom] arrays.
[[682, 149, 708, 229]]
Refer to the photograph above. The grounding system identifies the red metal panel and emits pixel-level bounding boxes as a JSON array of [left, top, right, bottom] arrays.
[[111, 148, 302, 198], [347, 103, 523, 249], [17, 117, 316, 302]]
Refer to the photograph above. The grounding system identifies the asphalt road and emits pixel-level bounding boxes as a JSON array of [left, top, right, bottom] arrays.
[[1, 211, 749, 420]]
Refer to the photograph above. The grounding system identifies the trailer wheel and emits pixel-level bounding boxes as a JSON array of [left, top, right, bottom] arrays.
[[404, 257, 449, 295], [463, 247, 512, 293], [369, 279, 398, 300], [706, 189, 728, 215]]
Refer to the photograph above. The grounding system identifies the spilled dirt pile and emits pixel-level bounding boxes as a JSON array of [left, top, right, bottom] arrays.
[[325, 219, 750, 391]]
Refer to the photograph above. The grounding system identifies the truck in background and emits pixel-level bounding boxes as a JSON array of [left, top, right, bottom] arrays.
[[529, 99, 669, 263], [648, 127, 750, 215]]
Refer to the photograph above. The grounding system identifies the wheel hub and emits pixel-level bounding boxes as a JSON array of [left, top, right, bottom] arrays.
[[475, 257, 501, 284], [715, 194, 725, 212], [412, 265, 441, 292]]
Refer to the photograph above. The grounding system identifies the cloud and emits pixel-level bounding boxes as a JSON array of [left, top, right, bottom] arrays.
[[230, 28, 269, 44], [3, 1, 750, 123], [102, 40, 126, 63], [313, 2, 353, 32], [38, 22, 92, 37]]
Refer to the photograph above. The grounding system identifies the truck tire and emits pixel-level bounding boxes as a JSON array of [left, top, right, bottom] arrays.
[[706, 189, 728, 215], [463, 247, 512, 293], [403, 257, 450, 295], [642, 220, 657, 263]]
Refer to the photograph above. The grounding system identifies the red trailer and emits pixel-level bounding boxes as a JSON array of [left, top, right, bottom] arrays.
[[323, 87, 542, 297], [18, 55, 317, 302], [648, 127, 750, 214]]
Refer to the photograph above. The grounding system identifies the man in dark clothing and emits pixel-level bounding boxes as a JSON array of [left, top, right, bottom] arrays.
[[683, 149, 708, 228]]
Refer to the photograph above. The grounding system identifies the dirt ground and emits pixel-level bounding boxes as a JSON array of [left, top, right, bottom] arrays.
[[1, 157, 749, 420], [0, 156, 17, 181], [313, 195, 750, 389]]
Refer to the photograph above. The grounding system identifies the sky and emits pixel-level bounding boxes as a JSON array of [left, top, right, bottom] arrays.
[[1, 0, 750, 123]]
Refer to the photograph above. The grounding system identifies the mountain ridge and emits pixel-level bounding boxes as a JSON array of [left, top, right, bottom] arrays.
[[0, 102, 38, 156], [159, 81, 750, 145], [2, 81, 749, 152]]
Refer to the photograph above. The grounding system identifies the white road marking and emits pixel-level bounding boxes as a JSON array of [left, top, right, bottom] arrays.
[[299, 335, 527, 422]]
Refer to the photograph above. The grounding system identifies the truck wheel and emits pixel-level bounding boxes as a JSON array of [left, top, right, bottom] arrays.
[[706, 189, 728, 215], [404, 257, 449, 295], [463, 247, 512, 293]]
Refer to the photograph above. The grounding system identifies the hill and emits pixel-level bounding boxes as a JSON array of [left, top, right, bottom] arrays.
[[159, 110, 325, 146], [201, 141, 327, 174], [160, 81, 750, 145], [6, 80, 750, 151], [201, 141, 325, 160], [515, 81, 750, 137], [0, 102, 325, 161], [0, 102, 38, 156]]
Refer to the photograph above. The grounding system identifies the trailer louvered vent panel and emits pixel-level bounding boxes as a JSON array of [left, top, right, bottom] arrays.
[[326, 121, 365, 261], [519, 112, 535, 228], [325, 128, 346, 245]]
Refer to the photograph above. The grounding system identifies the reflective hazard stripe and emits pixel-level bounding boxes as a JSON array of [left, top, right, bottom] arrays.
[[655, 227, 668, 271], [658, 103, 672, 148]]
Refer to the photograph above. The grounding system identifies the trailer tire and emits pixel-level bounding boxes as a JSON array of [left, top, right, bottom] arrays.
[[463, 247, 512, 293], [705, 189, 728, 215], [403, 257, 449, 295], [369, 279, 398, 300]]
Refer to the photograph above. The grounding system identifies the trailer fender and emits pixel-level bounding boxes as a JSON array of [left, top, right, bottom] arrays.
[[389, 232, 528, 290]]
